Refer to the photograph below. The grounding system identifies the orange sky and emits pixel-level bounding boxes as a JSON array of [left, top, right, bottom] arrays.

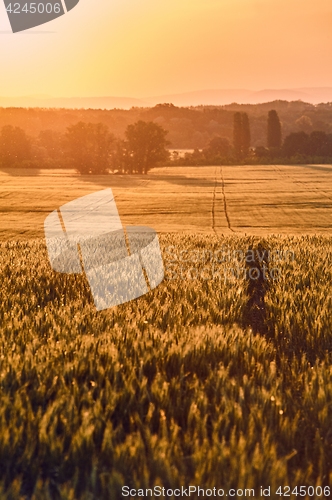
[[0, 0, 332, 97]]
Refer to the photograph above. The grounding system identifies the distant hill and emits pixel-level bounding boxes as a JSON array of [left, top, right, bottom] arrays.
[[2, 88, 332, 109], [146, 88, 332, 106], [145, 90, 253, 107]]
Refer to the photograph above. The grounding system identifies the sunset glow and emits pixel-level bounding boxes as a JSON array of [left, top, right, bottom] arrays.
[[1, 0, 332, 98]]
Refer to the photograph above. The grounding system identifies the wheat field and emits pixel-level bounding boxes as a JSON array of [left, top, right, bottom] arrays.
[[0, 164, 332, 239], [0, 166, 331, 499]]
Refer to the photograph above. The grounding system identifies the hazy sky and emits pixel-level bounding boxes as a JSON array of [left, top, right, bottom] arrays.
[[1, 0, 332, 97]]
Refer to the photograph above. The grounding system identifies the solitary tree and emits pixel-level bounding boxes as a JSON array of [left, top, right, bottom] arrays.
[[267, 110, 282, 148], [124, 121, 169, 174], [65, 122, 114, 174], [233, 112, 251, 157], [0, 125, 31, 167]]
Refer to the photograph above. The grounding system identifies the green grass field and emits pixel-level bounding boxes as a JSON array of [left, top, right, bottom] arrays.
[[0, 167, 331, 499]]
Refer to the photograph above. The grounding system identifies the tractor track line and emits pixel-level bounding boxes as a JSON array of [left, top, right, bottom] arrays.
[[221, 167, 235, 233]]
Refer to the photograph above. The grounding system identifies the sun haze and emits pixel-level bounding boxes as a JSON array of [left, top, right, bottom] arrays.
[[0, 0, 332, 98]]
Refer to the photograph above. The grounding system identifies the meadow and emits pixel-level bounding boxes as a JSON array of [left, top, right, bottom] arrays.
[[0, 166, 331, 499]]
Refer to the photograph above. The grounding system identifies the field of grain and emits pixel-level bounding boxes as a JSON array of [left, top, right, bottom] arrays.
[[0, 164, 331, 239], [0, 166, 331, 499]]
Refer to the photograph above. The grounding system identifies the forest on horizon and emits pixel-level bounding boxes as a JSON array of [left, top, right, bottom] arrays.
[[1, 100, 332, 150]]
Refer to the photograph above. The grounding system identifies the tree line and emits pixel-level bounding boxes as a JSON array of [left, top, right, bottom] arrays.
[[2, 100, 332, 150], [174, 109, 332, 165], [1, 109, 332, 173], [0, 120, 169, 174]]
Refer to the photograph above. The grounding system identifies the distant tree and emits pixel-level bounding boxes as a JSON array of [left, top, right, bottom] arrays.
[[267, 110, 282, 148], [204, 136, 231, 160], [254, 146, 269, 159], [65, 122, 115, 174], [111, 139, 132, 174], [233, 112, 242, 157], [38, 130, 65, 160], [0, 125, 31, 167], [241, 113, 251, 156], [233, 112, 250, 157], [319, 133, 332, 157], [124, 121, 169, 174], [295, 115, 313, 134], [307, 130, 332, 156], [283, 131, 310, 157]]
